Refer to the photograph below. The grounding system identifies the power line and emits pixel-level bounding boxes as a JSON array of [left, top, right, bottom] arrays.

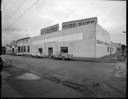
[[3, 0, 19, 19], [2, 0, 9, 11], [2, 0, 18, 24], [6, 0, 39, 29], [4, 0, 39, 28], [5, 0, 20, 12], [3, 0, 33, 27], [1, 0, 6, 10], [4, 0, 27, 26], [5, 0, 17, 12], [3, 0, 14, 11]]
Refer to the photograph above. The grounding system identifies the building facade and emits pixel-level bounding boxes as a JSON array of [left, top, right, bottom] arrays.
[[29, 17, 111, 58], [5, 37, 31, 55], [16, 37, 31, 55], [5, 17, 114, 58], [110, 42, 116, 55], [5, 41, 17, 54]]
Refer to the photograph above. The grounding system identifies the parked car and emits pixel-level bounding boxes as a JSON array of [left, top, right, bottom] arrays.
[[31, 51, 45, 58], [52, 52, 73, 60], [15, 53, 23, 56], [31, 52, 40, 57]]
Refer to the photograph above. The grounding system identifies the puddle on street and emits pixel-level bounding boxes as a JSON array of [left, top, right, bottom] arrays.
[[16, 73, 41, 80]]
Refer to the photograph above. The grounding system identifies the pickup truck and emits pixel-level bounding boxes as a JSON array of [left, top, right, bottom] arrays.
[[52, 52, 73, 60]]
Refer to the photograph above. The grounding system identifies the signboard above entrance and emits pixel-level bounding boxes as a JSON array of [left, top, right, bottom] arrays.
[[62, 17, 97, 30], [41, 24, 59, 35]]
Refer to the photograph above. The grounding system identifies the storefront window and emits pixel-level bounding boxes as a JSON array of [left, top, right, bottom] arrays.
[[24, 46, 26, 52], [38, 48, 42, 54], [107, 47, 109, 52], [61, 47, 68, 53], [21, 46, 23, 52], [18, 47, 20, 53], [27, 46, 30, 52]]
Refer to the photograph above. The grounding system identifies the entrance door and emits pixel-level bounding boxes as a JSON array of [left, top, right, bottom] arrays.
[[12, 48, 14, 54], [110, 47, 112, 55], [48, 47, 53, 56]]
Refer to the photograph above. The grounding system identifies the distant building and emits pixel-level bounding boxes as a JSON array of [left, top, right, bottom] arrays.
[[114, 43, 122, 54], [110, 42, 116, 55], [5, 40, 17, 54], [5, 37, 31, 55], [16, 37, 31, 55]]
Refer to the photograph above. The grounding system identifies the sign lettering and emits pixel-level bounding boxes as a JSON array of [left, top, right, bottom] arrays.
[[41, 24, 59, 35], [62, 17, 97, 30], [96, 40, 110, 46]]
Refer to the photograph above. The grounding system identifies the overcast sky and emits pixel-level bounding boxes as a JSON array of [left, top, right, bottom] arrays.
[[2, 0, 126, 46]]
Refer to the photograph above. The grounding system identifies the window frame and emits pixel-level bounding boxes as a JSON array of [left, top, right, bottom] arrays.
[[107, 47, 109, 52], [38, 48, 43, 54], [60, 47, 68, 53]]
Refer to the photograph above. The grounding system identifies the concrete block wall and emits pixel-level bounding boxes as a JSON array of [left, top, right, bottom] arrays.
[[96, 24, 111, 58], [29, 23, 96, 58]]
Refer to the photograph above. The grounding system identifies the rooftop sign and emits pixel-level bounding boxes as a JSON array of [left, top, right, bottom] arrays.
[[62, 17, 97, 30], [17, 37, 30, 41], [41, 24, 59, 35]]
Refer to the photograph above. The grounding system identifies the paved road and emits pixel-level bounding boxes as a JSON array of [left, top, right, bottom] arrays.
[[2, 67, 85, 98], [1, 55, 126, 97]]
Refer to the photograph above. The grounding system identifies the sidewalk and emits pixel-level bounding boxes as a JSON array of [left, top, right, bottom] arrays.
[[108, 62, 126, 96], [115, 62, 126, 72], [1, 68, 85, 98], [1, 71, 23, 97], [113, 62, 126, 79], [73, 57, 120, 63]]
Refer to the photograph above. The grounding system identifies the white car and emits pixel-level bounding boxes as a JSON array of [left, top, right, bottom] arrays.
[[31, 52, 45, 58], [31, 52, 40, 57], [52, 52, 73, 60]]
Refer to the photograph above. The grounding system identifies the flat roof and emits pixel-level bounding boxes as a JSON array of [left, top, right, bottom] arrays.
[[17, 37, 31, 41]]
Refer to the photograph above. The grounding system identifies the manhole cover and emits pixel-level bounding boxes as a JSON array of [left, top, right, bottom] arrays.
[[16, 73, 41, 80]]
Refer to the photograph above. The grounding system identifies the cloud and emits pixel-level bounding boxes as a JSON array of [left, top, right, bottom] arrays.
[[2, 0, 126, 45], [110, 32, 126, 45], [2, 30, 30, 46], [2, 26, 27, 32]]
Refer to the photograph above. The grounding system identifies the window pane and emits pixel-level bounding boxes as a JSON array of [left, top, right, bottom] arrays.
[[28, 46, 30, 52], [24, 46, 26, 52], [18, 47, 20, 52], [38, 48, 42, 54], [107, 47, 109, 52], [61, 47, 68, 53]]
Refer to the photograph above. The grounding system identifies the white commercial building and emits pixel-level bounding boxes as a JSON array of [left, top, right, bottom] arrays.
[[29, 17, 111, 58]]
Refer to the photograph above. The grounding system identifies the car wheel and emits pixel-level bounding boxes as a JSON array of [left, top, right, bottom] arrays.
[[62, 57, 65, 60]]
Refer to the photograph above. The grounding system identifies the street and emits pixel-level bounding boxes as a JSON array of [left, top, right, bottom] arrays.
[[1, 55, 126, 98]]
